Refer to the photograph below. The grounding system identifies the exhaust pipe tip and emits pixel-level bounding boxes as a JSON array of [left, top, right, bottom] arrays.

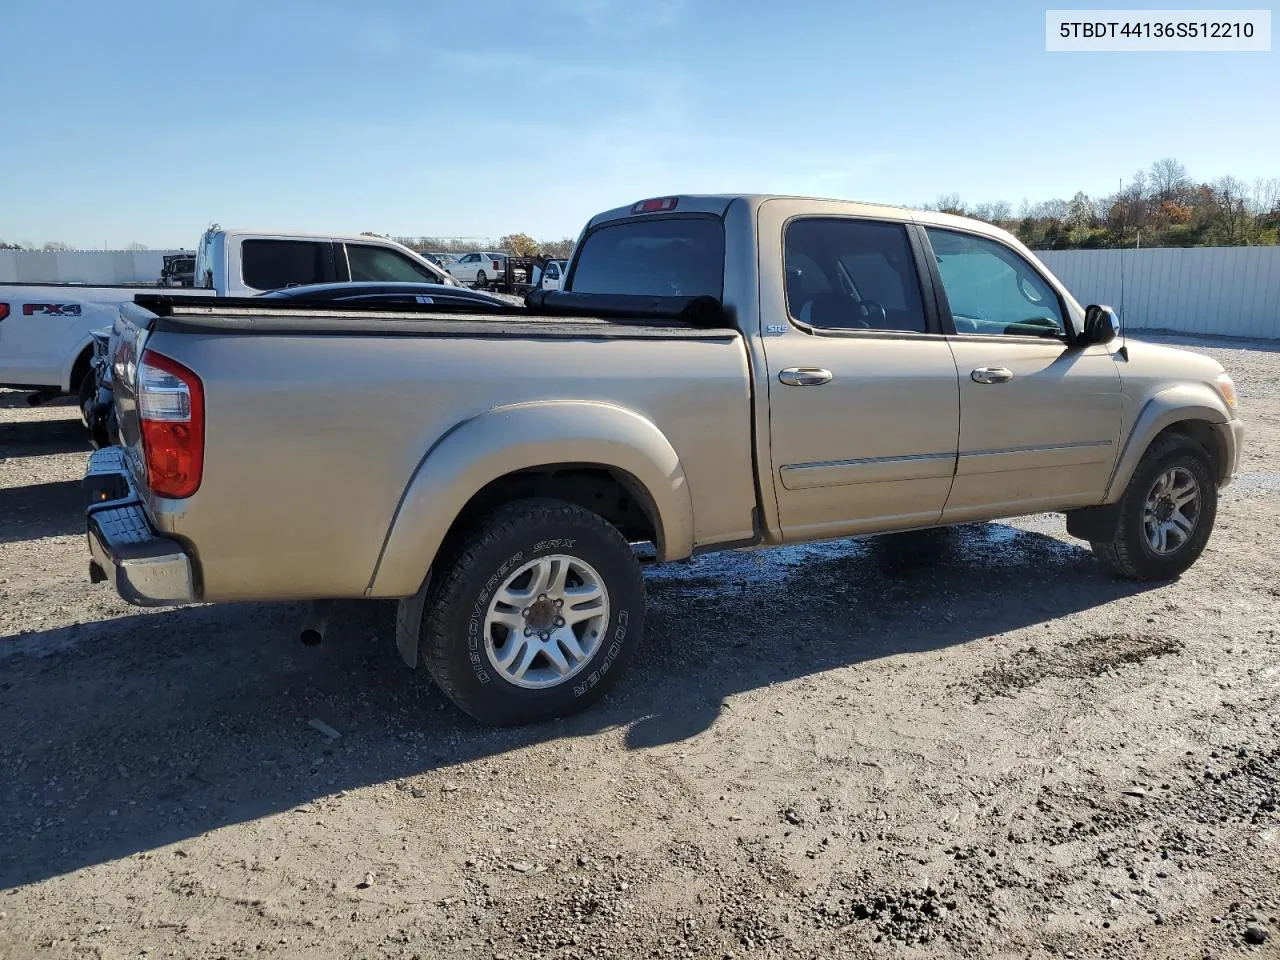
[[299, 600, 334, 646]]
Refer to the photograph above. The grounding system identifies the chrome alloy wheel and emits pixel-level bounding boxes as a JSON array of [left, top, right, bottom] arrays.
[[483, 555, 610, 689], [1142, 466, 1201, 555]]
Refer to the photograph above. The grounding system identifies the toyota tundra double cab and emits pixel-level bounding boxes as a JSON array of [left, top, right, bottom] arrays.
[[83, 194, 1244, 725]]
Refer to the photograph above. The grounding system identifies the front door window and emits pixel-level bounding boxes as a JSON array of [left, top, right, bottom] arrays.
[[925, 228, 1066, 337]]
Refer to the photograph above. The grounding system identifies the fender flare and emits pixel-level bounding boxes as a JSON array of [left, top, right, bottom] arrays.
[[368, 401, 695, 598], [1105, 383, 1232, 500]]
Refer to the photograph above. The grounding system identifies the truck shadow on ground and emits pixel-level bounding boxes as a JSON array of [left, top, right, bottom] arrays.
[[0, 524, 1156, 890], [0, 417, 91, 458], [0, 479, 85, 543]]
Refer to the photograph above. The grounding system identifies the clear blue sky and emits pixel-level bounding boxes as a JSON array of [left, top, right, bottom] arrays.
[[2, 0, 1276, 248]]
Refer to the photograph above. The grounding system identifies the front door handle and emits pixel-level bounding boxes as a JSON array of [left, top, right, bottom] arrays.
[[971, 366, 1014, 384], [779, 367, 833, 386]]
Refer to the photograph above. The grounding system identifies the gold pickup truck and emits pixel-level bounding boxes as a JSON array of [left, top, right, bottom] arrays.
[[83, 194, 1244, 725]]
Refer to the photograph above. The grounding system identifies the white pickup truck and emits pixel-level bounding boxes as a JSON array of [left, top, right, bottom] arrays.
[[0, 227, 452, 401]]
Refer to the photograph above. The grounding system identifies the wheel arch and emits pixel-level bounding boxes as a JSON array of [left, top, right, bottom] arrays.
[[62, 338, 95, 394], [1106, 385, 1234, 500], [369, 401, 694, 599]]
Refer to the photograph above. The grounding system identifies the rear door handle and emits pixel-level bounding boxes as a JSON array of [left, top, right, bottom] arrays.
[[971, 366, 1014, 384], [779, 367, 833, 386]]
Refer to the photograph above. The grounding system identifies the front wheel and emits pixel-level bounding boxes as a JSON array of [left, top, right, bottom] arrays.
[[1091, 434, 1217, 580], [418, 498, 645, 725]]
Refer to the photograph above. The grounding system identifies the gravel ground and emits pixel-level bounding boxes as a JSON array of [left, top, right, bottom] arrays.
[[1, 334, 1279, 960]]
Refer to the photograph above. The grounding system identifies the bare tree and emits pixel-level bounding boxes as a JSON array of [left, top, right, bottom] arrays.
[[1036, 198, 1071, 220], [1066, 192, 1096, 230], [1149, 158, 1190, 202], [1210, 176, 1251, 243], [1247, 177, 1280, 215], [933, 193, 965, 215], [971, 201, 1012, 224], [125, 242, 149, 251], [42, 241, 72, 252], [539, 238, 576, 259]]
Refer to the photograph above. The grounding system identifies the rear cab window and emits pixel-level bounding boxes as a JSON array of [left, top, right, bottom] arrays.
[[567, 216, 724, 298], [241, 239, 328, 291]]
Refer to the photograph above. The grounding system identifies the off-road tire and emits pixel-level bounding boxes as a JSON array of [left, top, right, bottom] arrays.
[[419, 498, 645, 726], [1091, 434, 1217, 580]]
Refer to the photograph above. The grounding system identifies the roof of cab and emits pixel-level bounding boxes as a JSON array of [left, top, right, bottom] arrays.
[[585, 194, 1022, 246], [211, 228, 420, 247]]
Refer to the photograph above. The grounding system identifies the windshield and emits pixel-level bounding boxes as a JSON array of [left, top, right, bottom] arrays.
[[568, 217, 724, 298]]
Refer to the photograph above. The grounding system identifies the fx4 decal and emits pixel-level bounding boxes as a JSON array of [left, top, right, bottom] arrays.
[[22, 303, 82, 317]]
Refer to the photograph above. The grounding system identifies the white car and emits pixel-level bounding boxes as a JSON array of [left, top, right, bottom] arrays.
[[447, 252, 506, 288]]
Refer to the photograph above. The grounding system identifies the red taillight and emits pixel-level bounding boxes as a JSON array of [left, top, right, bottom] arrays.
[[632, 197, 679, 214], [0, 303, 9, 322], [138, 349, 204, 499], [491, 259, 501, 271]]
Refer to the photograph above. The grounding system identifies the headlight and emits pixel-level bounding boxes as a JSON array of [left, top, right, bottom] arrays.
[[1215, 372, 1238, 410]]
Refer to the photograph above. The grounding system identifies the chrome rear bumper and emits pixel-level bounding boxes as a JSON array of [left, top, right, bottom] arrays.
[[84, 447, 195, 607]]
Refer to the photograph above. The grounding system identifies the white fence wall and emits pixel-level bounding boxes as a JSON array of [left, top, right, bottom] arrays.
[[1035, 246, 1280, 340], [0, 249, 188, 285]]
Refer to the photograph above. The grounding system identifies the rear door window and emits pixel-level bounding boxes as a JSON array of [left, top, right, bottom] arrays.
[[241, 240, 329, 291], [568, 217, 724, 298], [346, 244, 442, 283], [784, 218, 927, 333]]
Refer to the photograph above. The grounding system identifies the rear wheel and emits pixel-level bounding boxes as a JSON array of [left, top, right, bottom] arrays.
[[474, 269, 488, 290], [1091, 434, 1216, 580], [77, 369, 108, 446], [418, 498, 645, 726]]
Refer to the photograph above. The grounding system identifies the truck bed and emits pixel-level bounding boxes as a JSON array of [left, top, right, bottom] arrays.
[[113, 297, 756, 602]]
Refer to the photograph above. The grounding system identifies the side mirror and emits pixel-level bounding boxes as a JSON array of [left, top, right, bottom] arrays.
[[1080, 304, 1120, 346]]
